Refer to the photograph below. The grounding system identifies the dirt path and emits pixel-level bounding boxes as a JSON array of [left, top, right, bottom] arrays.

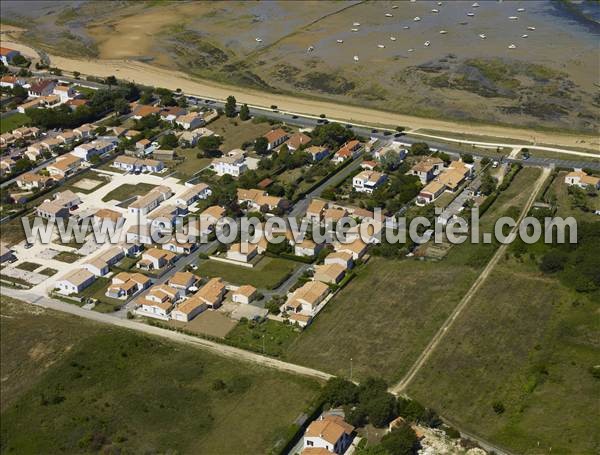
[[0, 287, 334, 382], [2, 37, 597, 151], [390, 167, 551, 395]]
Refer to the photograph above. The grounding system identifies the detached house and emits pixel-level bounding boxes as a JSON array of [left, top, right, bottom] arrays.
[[212, 150, 247, 177], [408, 157, 444, 184], [263, 128, 289, 151], [137, 284, 180, 320], [106, 272, 151, 299], [237, 188, 286, 213], [16, 172, 54, 190], [232, 285, 257, 304], [28, 79, 56, 97], [175, 183, 212, 206], [332, 140, 361, 164], [284, 281, 330, 327], [55, 268, 96, 295], [137, 248, 176, 271], [285, 132, 311, 151], [303, 415, 354, 455], [168, 271, 198, 293], [47, 154, 81, 179], [193, 277, 227, 309], [565, 170, 600, 189], [175, 112, 204, 130], [352, 170, 387, 194], [305, 145, 330, 162]]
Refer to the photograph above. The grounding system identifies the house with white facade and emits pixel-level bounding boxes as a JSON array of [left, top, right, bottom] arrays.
[[565, 170, 600, 189], [303, 415, 354, 455], [55, 268, 96, 295], [352, 170, 387, 194], [212, 150, 247, 177]]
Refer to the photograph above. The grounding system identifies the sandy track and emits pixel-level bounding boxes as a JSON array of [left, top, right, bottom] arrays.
[[2, 38, 597, 150]]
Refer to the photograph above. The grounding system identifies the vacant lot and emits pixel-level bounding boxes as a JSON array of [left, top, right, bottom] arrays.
[[195, 256, 298, 290], [0, 299, 323, 454], [53, 251, 82, 263], [168, 310, 237, 338], [209, 116, 278, 152], [0, 113, 30, 134], [285, 167, 542, 382], [407, 257, 599, 455], [167, 148, 211, 181], [101, 182, 156, 202], [226, 319, 301, 358], [15, 261, 40, 272]]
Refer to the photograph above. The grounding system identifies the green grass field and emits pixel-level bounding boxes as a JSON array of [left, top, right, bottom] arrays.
[[0, 113, 30, 134], [167, 149, 211, 181], [407, 256, 599, 454], [101, 183, 156, 202], [285, 167, 543, 383], [209, 116, 279, 152], [0, 298, 323, 454], [226, 319, 301, 357], [195, 256, 298, 289]]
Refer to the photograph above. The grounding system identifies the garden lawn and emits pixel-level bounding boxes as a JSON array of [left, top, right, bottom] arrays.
[[0, 113, 30, 134]]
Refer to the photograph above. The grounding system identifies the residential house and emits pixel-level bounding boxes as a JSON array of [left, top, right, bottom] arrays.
[[284, 281, 330, 326], [137, 248, 176, 271], [305, 145, 330, 162], [160, 106, 187, 122], [47, 154, 81, 179], [237, 188, 286, 213], [303, 415, 354, 455], [264, 128, 289, 151], [66, 99, 89, 110], [212, 150, 247, 177], [137, 285, 180, 319], [332, 140, 361, 164], [168, 271, 198, 293], [13, 126, 39, 140], [162, 239, 196, 255], [334, 238, 368, 260], [28, 79, 56, 97], [232, 285, 257, 304], [53, 84, 75, 102], [147, 204, 183, 229], [106, 272, 150, 299], [324, 251, 354, 270], [82, 257, 110, 277], [113, 155, 164, 173], [352, 170, 387, 194], [93, 208, 124, 227], [565, 170, 600, 189], [226, 243, 259, 263], [294, 239, 324, 257], [0, 244, 15, 264], [175, 112, 204, 130], [193, 277, 227, 309], [55, 268, 96, 295], [126, 225, 153, 245], [313, 263, 345, 285], [0, 133, 15, 148], [16, 172, 53, 190], [170, 294, 208, 322], [73, 124, 93, 139], [408, 157, 444, 184], [53, 189, 81, 209], [285, 132, 311, 151], [131, 104, 161, 120], [0, 75, 25, 88], [322, 207, 347, 225], [128, 185, 173, 215], [56, 130, 77, 144], [0, 157, 15, 175], [178, 127, 214, 147], [306, 199, 328, 224], [37, 201, 69, 221], [175, 183, 212, 206], [0, 47, 21, 65], [119, 241, 143, 257], [199, 205, 226, 231]]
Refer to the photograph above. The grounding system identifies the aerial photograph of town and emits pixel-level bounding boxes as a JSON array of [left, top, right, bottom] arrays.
[[0, 0, 598, 454]]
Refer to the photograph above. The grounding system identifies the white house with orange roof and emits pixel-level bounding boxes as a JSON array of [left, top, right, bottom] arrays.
[[263, 128, 289, 151], [303, 414, 354, 455]]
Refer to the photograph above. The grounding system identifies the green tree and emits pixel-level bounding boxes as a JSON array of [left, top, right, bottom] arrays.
[[320, 377, 359, 407], [254, 136, 269, 155], [159, 133, 179, 149], [239, 103, 250, 121], [410, 142, 429, 156], [380, 423, 419, 455], [105, 75, 117, 87], [225, 95, 237, 118], [480, 172, 497, 196], [461, 153, 474, 164]]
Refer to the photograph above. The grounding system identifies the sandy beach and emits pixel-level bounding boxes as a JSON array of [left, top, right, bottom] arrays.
[[2, 37, 598, 151]]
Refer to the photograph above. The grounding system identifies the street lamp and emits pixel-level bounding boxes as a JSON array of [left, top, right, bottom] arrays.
[[350, 357, 353, 382]]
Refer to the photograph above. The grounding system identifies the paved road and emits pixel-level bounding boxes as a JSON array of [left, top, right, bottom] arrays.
[[1, 286, 333, 382], [391, 167, 551, 395]]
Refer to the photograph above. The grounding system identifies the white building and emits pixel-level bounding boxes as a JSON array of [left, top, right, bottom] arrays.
[[352, 170, 387, 194], [303, 415, 354, 455], [212, 150, 247, 177], [55, 268, 95, 295]]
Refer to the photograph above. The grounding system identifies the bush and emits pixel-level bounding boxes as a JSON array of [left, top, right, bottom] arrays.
[[380, 423, 419, 455], [492, 401, 505, 414]]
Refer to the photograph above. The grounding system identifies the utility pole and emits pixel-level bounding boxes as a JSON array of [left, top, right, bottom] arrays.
[[350, 357, 353, 382], [262, 334, 265, 355]]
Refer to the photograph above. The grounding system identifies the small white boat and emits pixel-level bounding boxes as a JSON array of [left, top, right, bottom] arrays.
[[255, 37, 262, 42], [408, 48, 415, 52], [517, 8, 525, 12], [337, 39, 344, 43], [390, 36, 397, 41], [439, 30, 447, 34], [521, 34, 528, 38], [414, 16, 421, 21], [472, 2, 480, 7], [424, 40, 431, 47], [353, 22, 360, 26], [377, 44, 385, 48], [467, 12, 475, 17], [385, 13, 393, 17], [508, 44, 516, 49], [527, 26, 536, 30], [432, 9, 439, 13], [403, 25, 410, 29], [509, 16, 519, 20], [392, 5, 399, 9], [479, 33, 487, 39], [353, 55, 359, 62], [351, 28, 359, 32]]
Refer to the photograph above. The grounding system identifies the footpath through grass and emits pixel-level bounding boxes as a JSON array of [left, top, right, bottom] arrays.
[[0, 298, 322, 454], [285, 167, 542, 383]]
